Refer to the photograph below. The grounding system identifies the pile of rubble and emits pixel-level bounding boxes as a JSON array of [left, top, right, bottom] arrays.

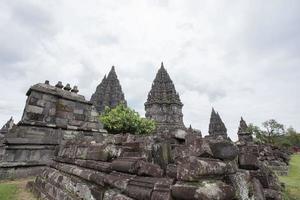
[[28, 125, 283, 200], [258, 145, 290, 176]]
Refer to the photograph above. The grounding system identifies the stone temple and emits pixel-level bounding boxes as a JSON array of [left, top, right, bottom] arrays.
[[208, 108, 228, 139], [91, 66, 127, 114], [0, 65, 288, 200], [145, 63, 185, 132]]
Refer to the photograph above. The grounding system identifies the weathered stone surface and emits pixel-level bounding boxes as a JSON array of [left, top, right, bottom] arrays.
[[0, 117, 14, 135], [90, 66, 127, 114], [229, 170, 265, 200], [111, 157, 143, 173], [171, 181, 235, 200], [103, 190, 133, 200], [263, 189, 283, 200], [152, 142, 172, 169], [124, 176, 173, 200], [74, 159, 112, 172], [237, 117, 253, 143], [145, 63, 185, 131], [186, 137, 213, 158], [208, 139, 238, 160], [252, 178, 265, 200], [208, 108, 227, 138], [137, 160, 163, 177], [238, 145, 259, 170], [0, 81, 106, 179], [176, 157, 228, 181]]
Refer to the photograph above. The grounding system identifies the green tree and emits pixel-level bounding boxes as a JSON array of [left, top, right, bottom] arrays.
[[262, 119, 285, 144], [286, 127, 300, 147], [100, 104, 156, 135], [247, 123, 266, 144]]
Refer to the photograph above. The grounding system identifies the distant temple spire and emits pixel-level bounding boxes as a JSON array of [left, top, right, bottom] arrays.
[[237, 117, 253, 143], [208, 108, 227, 137], [145, 63, 185, 131], [91, 66, 127, 113], [0, 117, 14, 135]]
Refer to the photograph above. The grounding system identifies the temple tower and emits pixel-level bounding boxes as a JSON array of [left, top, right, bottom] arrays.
[[208, 108, 227, 138], [145, 63, 185, 131], [237, 117, 253, 143], [91, 66, 127, 113], [0, 117, 14, 135]]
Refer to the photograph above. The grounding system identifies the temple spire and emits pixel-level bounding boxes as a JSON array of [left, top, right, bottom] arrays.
[[0, 117, 14, 135], [91, 66, 127, 113], [145, 63, 185, 131], [237, 117, 253, 143], [208, 108, 227, 137]]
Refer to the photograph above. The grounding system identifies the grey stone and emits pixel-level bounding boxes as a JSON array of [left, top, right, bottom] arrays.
[[90, 66, 127, 114], [208, 108, 227, 138], [144, 63, 185, 131], [208, 139, 238, 160]]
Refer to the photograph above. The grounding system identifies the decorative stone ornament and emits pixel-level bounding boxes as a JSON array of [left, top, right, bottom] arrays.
[[64, 83, 71, 91], [55, 81, 64, 89], [71, 85, 79, 93]]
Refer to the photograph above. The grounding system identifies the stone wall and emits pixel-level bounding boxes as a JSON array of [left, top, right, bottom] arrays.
[[0, 81, 106, 180]]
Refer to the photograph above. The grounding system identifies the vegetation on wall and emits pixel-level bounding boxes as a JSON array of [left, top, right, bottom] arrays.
[[99, 104, 156, 135]]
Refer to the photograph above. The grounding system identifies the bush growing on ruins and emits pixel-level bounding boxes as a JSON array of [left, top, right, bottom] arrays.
[[99, 104, 155, 135]]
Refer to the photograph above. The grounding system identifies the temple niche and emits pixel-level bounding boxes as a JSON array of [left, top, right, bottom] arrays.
[[145, 63, 185, 132], [91, 66, 127, 114]]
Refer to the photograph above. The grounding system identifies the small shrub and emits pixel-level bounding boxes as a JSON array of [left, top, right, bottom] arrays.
[[100, 104, 155, 135]]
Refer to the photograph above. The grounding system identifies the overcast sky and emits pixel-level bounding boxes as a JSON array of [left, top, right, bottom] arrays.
[[0, 0, 299, 140]]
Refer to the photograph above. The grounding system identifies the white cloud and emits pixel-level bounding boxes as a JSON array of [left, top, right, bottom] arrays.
[[0, 0, 299, 140]]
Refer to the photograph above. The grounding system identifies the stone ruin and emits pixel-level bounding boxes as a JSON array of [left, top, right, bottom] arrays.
[[91, 66, 127, 114], [0, 64, 287, 199], [0, 81, 106, 179], [28, 120, 283, 200], [236, 118, 290, 176]]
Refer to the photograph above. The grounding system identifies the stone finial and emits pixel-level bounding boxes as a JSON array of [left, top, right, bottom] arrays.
[[64, 83, 71, 91], [55, 81, 64, 89], [71, 86, 79, 93], [44, 80, 50, 85]]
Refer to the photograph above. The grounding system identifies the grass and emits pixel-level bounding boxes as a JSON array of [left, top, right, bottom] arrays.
[[0, 178, 36, 200], [0, 184, 17, 200], [279, 154, 300, 200]]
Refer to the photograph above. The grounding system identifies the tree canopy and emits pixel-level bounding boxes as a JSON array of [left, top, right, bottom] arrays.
[[248, 119, 300, 148]]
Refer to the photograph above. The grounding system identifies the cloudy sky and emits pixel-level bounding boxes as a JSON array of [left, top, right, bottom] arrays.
[[0, 0, 299, 140]]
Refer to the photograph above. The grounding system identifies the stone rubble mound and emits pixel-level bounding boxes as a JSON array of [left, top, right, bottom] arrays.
[[28, 131, 283, 200]]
